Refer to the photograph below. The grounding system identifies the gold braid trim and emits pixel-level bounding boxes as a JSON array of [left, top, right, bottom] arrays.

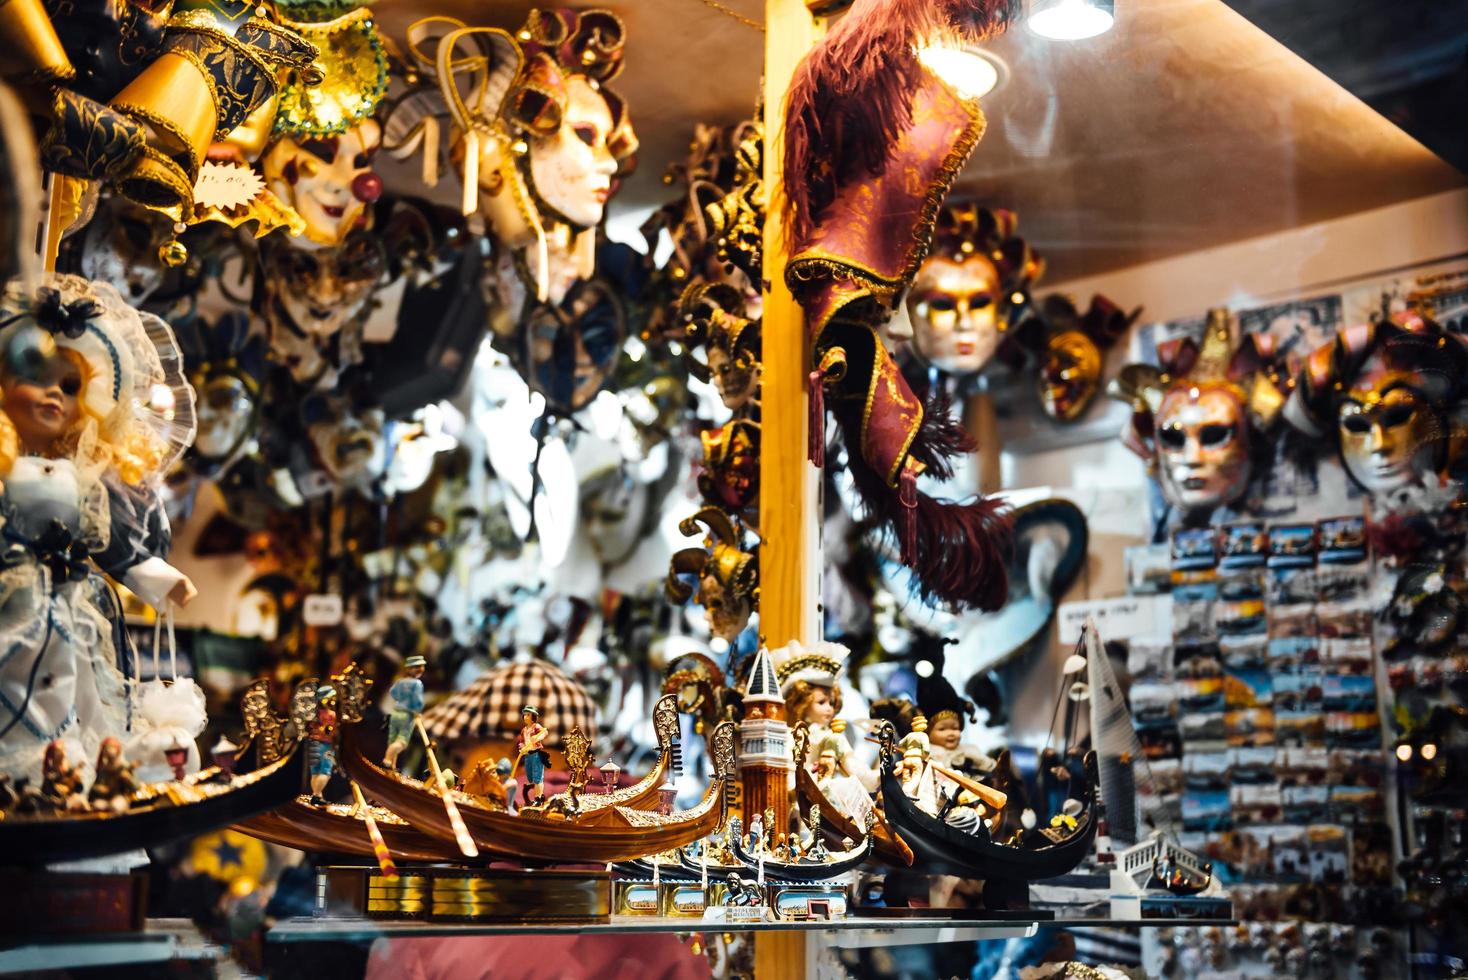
[[774, 654, 842, 684]]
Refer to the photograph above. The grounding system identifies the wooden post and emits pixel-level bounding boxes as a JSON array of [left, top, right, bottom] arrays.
[[758, 0, 823, 652], [755, 2, 821, 975], [964, 388, 1002, 495]]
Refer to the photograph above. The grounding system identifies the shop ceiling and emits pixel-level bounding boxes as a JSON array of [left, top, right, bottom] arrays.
[[374, 0, 1467, 283]]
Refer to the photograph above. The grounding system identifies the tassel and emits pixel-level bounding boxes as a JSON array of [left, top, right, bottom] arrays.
[[808, 367, 825, 467], [460, 127, 479, 216], [899, 463, 918, 567]]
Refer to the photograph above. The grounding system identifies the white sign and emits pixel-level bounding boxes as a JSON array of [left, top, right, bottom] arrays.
[[303, 593, 344, 627], [1057, 595, 1171, 644]]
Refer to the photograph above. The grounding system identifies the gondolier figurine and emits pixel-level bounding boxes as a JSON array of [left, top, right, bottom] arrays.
[[308, 685, 338, 805], [513, 705, 551, 806], [383, 656, 427, 770]]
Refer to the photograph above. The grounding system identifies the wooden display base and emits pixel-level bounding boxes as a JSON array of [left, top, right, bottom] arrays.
[[316, 866, 611, 923], [0, 870, 148, 937]]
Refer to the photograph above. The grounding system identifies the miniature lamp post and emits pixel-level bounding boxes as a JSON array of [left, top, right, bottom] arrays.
[[657, 780, 677, 816], [600, 761, 620, 794], [165, 740, 190, 781]]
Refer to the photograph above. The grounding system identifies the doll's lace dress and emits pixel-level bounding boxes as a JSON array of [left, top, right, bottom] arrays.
[[0, 459, 126, 785]]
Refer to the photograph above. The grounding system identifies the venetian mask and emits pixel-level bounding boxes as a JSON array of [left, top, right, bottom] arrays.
[[1154, 385, 1251, 513], [523, 278, 625, 413], [697, 569, 753, 643], [304, 395, 385, 485], [666, 506, 757, 644], [907, 253, 1003, 375], [262, 120, 383, 248], [527, 75, 618, 230], [1040, 330, 1103, 422], [1337, 373, 1438, 497], [263, 233, 384, 340], [72, 198, 170, 303], [194, 374, 257, 462]]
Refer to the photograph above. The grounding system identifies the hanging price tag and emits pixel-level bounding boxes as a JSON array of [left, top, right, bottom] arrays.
[[303, 593, 344, 627]]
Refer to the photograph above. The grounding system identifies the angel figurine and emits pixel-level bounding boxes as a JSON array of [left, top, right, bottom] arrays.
[[0, 274, 198, 784]]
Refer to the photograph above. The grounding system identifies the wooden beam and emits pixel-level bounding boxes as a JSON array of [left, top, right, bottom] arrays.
[[758, 0, 822, 651]]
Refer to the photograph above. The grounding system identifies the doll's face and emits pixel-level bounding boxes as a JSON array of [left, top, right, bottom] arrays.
[[266, 235, 383, 339], [708, 347, 758, 411], [930, 715, 963, 751], [908, 254, 1002, 375], [1154, 385, 1251, 513], [1040, 330, 1102, 422], [699, 571, 751, 642], [803, 687, 837, 726], [194, 374, 255, 460], [2, 354, 82, 454], [263, 121, 382, 247], [1337, 380, 1438, 496], [528, 76, 617, 229]]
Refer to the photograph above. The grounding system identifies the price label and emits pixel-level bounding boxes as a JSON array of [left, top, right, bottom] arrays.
[[1057, 594, 1171, 643], [303, 593, 344, 627]]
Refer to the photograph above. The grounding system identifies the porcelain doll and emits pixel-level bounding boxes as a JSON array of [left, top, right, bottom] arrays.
[[771, 639, 876, 825], [0, 274, 197, 784]]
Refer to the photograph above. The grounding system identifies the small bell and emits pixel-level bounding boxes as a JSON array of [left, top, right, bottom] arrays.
[[159, 240, 188, 267]]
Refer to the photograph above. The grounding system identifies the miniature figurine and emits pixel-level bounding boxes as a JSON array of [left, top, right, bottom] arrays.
[[512, 705, 551, 807], [307, 685, 338, 805], [89, 736, 138, 811], [41, 740, 85, 812], [463, 756, 512, 809], [724, 872, 761, 907], [383, 656, 427, 770], [771, 640, 876, 822], [211, 736, 240, 777], [747, 811, 765, 852]]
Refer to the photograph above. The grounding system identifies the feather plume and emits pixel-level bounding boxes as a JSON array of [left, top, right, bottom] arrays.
[[831, 397, 1012, 611], [783, 0, 1020, 239]]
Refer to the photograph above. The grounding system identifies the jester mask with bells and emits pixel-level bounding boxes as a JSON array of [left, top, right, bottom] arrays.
[[385, 9, 637, 308], [1109, 309, 1284, 518], [260, 7, 388, 248], [781, 0, 1020, 611], [904, 203, 1043, 376], [666, 506, 758, 644], [684, 282, 762, 414], [1284, 310, 1468, 500]]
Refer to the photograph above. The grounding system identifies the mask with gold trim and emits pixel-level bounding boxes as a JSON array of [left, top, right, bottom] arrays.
[[174, 311, 264, 475], [683, 282, 761, 413], [1286, 311, 1468, 499], [260, 231, 384, 385], [383, 9, 636, 304], [906, 204, 1043, 376], [666, 506, 757, 643], [1110, 308, 1284, 517], [1033, 294, 1139, 422]]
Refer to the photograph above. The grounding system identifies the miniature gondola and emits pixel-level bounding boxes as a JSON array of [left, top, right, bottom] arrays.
[[724, 808, 877, 881], [875, 720, 1099, 882], [792, 723, 913, 867], [537, 694, 683, 826], [340, 717, 738, 865], [0, 746, 302, 866], [234, 795, 471, 864]]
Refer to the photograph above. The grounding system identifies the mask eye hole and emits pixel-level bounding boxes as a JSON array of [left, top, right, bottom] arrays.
[[1199, 424, 1233, 447], [1340, 412, 1371, 434], [1380, 403, 1415, 428], [1158, 425, 1186, 449], [573, 124, 598, 147], [969, 294, 993, 310], [299, 137, 339, 163], [926, 296, 956, 313]]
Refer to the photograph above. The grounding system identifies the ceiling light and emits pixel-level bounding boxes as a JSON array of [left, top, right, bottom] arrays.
[[916, 45, 1006, 100], [1028, 0, 1115, 41]]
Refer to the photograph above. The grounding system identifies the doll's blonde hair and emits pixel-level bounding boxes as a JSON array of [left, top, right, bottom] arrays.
[[786, 679, 842, 725], [35, 348, 166, 485]]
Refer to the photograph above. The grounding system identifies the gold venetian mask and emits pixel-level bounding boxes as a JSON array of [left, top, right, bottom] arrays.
[[907, 253, 1003, 375], [1154, 384, 1252, 513], [1337, 377, 1439, 496], [1040, 329, 1103, 422]]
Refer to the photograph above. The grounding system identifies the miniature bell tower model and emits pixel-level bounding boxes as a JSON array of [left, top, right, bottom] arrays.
[[737, 647, 791, 833]]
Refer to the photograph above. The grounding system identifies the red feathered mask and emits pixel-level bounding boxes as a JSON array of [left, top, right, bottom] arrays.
[[782, 0, 1020, 611]]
